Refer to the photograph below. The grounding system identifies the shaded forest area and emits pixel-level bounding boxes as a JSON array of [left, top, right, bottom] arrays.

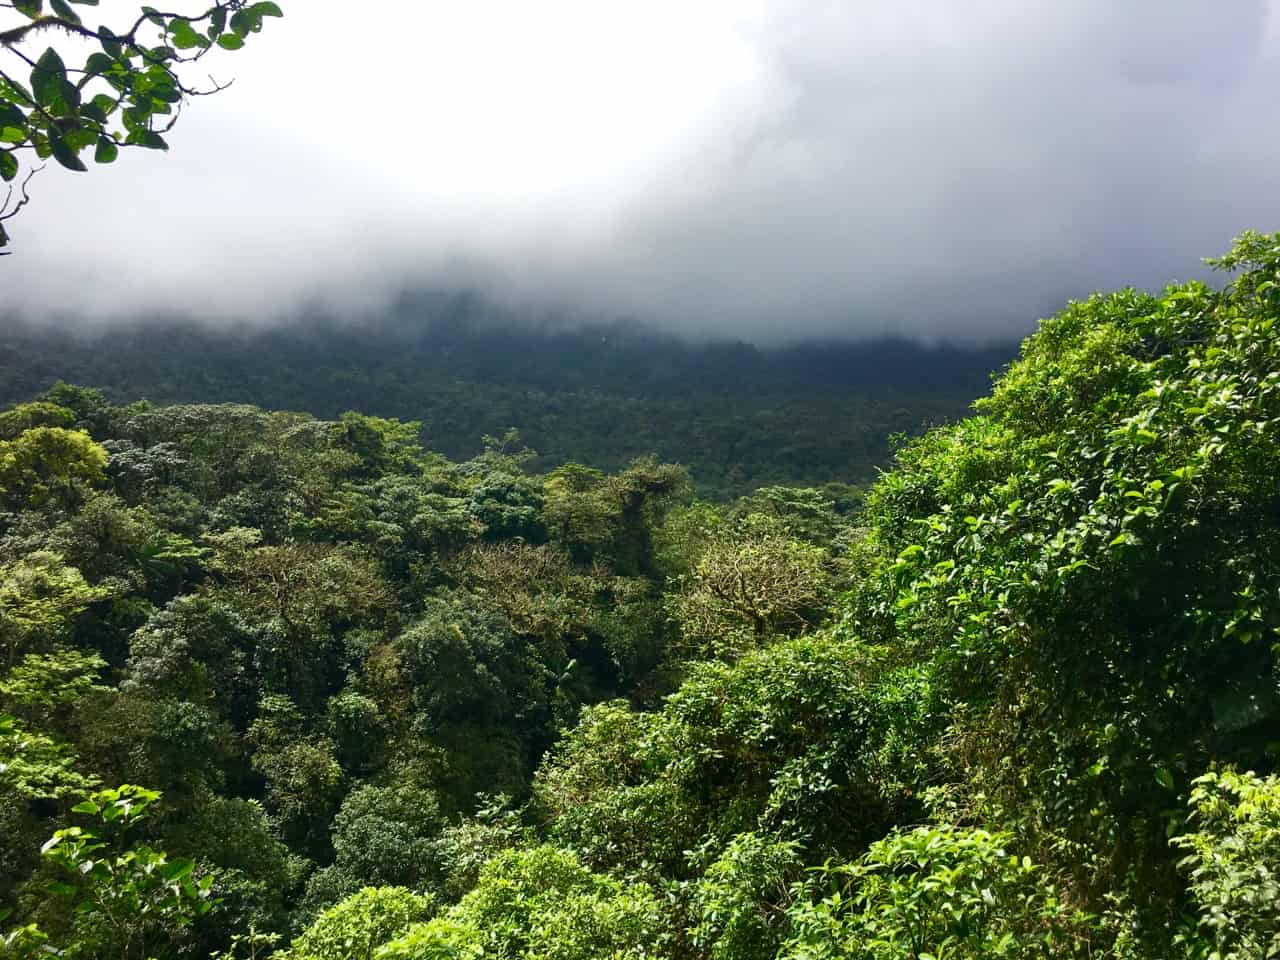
[[0, 309, 1013, 499]]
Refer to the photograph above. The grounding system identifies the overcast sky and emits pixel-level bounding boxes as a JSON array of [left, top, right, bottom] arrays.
[[6, 0, 1280, 343]]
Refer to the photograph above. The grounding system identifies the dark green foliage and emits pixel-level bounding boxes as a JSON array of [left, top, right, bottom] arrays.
[[0, 327, 1007, 499]]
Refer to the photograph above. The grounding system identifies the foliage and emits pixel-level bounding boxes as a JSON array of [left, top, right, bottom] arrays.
[[0, 0, 283, 249], [853, 230, 1280, 914], [375, 846, 669, 960], [288, 886, 437, 960], [781, 825, 1093, 960], [1172, 769, 1280, 960], [32, 785, 219, 960]]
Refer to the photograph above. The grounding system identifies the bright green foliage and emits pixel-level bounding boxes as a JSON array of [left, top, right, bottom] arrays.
[[0, 402, 73, 440], [376, 846, 668, 960], [0, 552, 104, 666], [689, 832, 803, 960], [782, 825, 1091, 960], [0, 649, 106, 715], [0, 1, 283, 249], [1172, 769, 1280, 960], [0, 427, 106, 510], [34, 785, 218, 960], [288, 887, 437, 960], [0, 710, 98, 799]]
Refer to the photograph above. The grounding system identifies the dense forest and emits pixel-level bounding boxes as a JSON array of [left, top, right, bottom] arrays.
[[2, 231, 1280, 960], [0, 316, 1010, 500]]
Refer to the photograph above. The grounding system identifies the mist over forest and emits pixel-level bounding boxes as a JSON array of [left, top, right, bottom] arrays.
[[1, 300, 1016, 498]]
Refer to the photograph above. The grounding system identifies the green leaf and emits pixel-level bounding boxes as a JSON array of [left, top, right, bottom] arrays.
[[93, 136, 117, 164], [216, 33, 245, 50], [14, 0, 42, 18], [48, 133, 87, 172], [250, 1, 284, 17], [49, 0, 81, 24], [229, 9, 253, 37], [47, 881, 78, 898], [70, 800, 100, 815], [169, 18, 208, 50], [31, 47, 67, 110], [98, 26, 123, 59], [208, 6, 227, 38], [0, 151, 17, 182], [160, 858, 195, 882], [0, 104, 23, 129], [83, 52, 115, 77]]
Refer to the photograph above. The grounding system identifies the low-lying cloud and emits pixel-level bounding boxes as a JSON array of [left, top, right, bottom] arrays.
[[6, 0, 1280, 343]]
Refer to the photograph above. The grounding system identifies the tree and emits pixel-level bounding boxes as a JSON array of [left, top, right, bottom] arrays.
[[781, 825, 1094, 960], [287, 887, 436, 960], [0, 0, 283, 252], [11, 785, 219, 960]]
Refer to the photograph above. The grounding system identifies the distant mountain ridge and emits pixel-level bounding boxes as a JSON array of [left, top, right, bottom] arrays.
[[0, 312, 1017, 498]]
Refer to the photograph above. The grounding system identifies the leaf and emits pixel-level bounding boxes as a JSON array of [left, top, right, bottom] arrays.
[[0, 151, 15, 181], [48, 133, 87, 172], [93, 136, 117, 164], [46, 881, 78, 898], [217, 33, 245, 50], [0, 104, 23, 129], [14, 0, 42, 18], [49, 0, 81, 24], [70, 800, 100, 815], [160, 858, 195, 882], [31, 48, 67, 110], [250, 1, 284, 16], [169, 18, 208, 50], [83, 53, 115, 78], [98, 26, 123, 59]]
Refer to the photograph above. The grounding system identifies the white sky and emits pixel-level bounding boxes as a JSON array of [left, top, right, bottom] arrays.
[[5, 0, 1280, 342]]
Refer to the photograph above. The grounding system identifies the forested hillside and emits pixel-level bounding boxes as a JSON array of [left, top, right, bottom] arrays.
[[3, 232, 1280, 960], [0, 318, 1010, 499]]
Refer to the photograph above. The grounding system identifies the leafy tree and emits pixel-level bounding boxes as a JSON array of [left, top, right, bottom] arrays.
[[288, 886, 437, 960], [1172, 769, 1280, 960], [853, 230, 1280, 913], [689, 831, 803, 960], [0, 426, 107, 510], [0, 0, 283, 250], [0, 551, 104, 667], [376, 846, 669, 960], [781, 825, 1094, 960], [0, 709, 98, 800], [0, 402, 72, 440], [536, 639, 935, 879], [27, 785, 219, 960]]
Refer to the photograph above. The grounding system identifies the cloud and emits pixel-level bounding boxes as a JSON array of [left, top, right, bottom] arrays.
[[6, 0, 1280, 342]]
